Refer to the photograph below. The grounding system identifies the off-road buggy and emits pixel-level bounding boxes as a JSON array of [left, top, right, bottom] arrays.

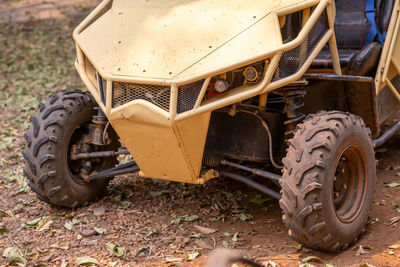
[[24, 0, 400, 251]]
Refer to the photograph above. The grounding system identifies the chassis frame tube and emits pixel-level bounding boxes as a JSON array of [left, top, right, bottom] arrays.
[[88, 161, 139, 181], [71, 150, 130, 160], [221, 160, 281, 182], [373, 121, 400, 148], [219, 170, 281, 200]]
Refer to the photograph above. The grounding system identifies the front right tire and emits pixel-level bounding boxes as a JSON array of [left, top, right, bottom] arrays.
[[280, 111, 376, 252]]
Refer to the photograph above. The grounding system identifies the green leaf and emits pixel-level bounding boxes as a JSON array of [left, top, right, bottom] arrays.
[[210, 215, 225, 222], [183, 214, 199, 222], [149, 190, 170, 197], [118, 200, 132, 209], [171, 217, 182, 225], [231, 208, 245, 214], [187, 250, 200, 261], [232, 233, 239, 242], [9, 256, 27, 267], [393, 204, 400, 213], [239, 213, 253, 221], [302, 256, 323, 263], [134, 246, 149, 256], [0, 210, 15, 219], [2, 247, 27, 267], [145, 230, 158, 239], [386, 182, 400, 188], [397, 172, 400, 176], [250, 195, 271, 205], [19, 200, 37, 206], [74, 256, 99, 266], [93, 227, 106, 235], [27, 217, 42, 227], [64, 212, 74, 219], [64, 222, 74, 231], [171, 214, 199, 225], [106, 243, 126, 258], [36, 216, 53, 232], [190, 233, 203, 238], [20, 217, 42, 230], [222, 240, 229, 248], [72, 218, 85, 225], [2, 247, 23, 258], [0, 227, 10, 234], [223, 232, 232, 237]]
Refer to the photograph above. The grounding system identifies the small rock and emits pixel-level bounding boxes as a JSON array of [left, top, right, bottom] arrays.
[[22, 241, 32, 246], [80, 229, 97, 237], [93, 206, 105, 216]]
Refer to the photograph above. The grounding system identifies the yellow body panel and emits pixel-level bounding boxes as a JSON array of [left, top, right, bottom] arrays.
[[108, 100, 208, 183], [75, 0, 317, 82]]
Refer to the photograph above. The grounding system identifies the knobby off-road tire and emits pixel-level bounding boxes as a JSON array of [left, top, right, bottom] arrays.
[[23, 90, 119, 208], [280, 111, 376, 252]]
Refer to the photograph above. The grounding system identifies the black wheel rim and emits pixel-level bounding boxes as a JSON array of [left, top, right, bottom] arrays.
[[332, 145, 367, 223]]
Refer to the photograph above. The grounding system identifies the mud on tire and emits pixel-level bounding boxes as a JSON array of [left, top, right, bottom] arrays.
[[280, 111, 376, 252], [23, 90, 119, 208]]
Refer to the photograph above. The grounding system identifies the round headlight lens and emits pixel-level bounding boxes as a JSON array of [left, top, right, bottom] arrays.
[[214, 79, 229, 93], [244, 67, 258, 82]]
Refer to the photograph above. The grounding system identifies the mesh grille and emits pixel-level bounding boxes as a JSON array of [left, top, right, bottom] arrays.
[[274, 11, 329, 80], [177, 80, 204, 114], [112, 82, 171, 111]]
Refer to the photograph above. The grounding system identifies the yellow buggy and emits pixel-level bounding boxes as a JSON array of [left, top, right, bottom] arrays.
[[24, 0, 400, 251]]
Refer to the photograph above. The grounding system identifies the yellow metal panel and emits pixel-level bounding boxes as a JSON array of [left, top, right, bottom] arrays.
[[175, 15, 280, 79], [109, 100, 197, 182], [111, 0, 282, 79], [174, 112, 211, 180], [75, 11, 114, 74]]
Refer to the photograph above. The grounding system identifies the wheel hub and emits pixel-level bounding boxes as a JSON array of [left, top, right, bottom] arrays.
[[333, 145, 367, 223]]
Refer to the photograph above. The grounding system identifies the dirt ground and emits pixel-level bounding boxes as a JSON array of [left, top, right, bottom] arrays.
[[1, 1, 400, 267]]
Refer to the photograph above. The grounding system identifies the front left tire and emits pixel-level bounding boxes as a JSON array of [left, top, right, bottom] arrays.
[[23, 90, 119, 208]]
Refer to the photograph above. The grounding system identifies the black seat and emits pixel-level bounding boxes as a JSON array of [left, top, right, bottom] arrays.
[[310, 0, 394, 76]]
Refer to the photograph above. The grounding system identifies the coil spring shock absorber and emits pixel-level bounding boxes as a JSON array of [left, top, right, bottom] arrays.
[[281, 86, 306, 141]]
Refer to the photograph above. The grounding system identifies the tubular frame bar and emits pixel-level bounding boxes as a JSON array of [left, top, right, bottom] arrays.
[[220, 170, 281, 200]]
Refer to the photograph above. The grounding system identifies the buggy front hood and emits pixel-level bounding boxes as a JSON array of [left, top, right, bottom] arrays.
[[75, 0, 312, 81]]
